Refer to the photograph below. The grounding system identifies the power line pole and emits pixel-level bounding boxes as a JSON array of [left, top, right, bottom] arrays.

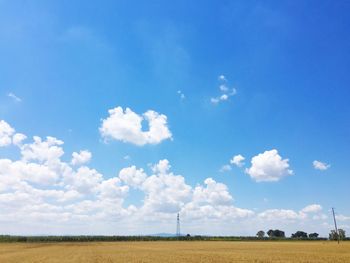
[[332, 207, 340, 244], [176, 213, 181, 237]]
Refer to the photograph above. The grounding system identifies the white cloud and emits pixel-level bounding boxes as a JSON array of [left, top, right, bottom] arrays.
[[119, 166, 147, 188], [336, 215, 350, 221], [151, 159, 171, 174], [258, 209, 301, 220], [177, 90, 185, 100], [258, 204, 324, 222], [64, 166, 103, 194], [71, 150, 92, 166], [7, 92, 22, 102], [12, 133, 27, 146], [0, 120, 335, 236], [301, 204, 322, 213], [219, 164, 232, 172], [313, 160, 330, 171], [21, 136, 64, 163], [230, 154, 245, 167], [219, 84, 229, 92], [218, 75, 227, 82], [98, 178, 129, 200], [245, 149, 293, 182], [99, 106, 172, 146], [0, 120, 15, 147], [211, 76, 237, 105]]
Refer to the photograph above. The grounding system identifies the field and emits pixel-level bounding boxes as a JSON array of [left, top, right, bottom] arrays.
[[0, 241, 349, 263]]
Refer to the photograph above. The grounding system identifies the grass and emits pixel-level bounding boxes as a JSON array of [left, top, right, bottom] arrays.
[[0, 241, 349, 262]]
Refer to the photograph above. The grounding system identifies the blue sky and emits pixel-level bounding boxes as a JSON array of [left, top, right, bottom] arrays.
[[0, 0, 349, 236]]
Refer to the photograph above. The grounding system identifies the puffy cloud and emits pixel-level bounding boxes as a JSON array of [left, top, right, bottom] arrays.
[[182, 178, 253, 220], [141, 160, 192, 214], [71, 150, 92, 166], [20, 136, 64, 163], [313, 160, 330, 171], [151, 159, 171, 174], [258, 209, 301, 220], [192, 178, 233, 206], [98, 178, 129, 200], [99, 106, 172, 146], [258, 204, 324, 221], [12, 133, 27, 146], [230, 154, 245, 167], [64, 166, 103, 194], [119, 166, 147, 188], [0, 121, 333, 235], [245, 149, 293, 182], [0, 120, 15, 147], [301, 204, 322, 213]]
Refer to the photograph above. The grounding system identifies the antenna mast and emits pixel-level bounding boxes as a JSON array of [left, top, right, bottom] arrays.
[[176, 213, 181, 237], [332, 207, 340, 244]]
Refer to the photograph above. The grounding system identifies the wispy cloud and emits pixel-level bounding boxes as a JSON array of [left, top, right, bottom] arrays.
[[177, 90, 185, 100], [219, 164, 232, 172], [7, 92, 22, 102], [313, 160, 330, 171], [211, 75, 237, 104]]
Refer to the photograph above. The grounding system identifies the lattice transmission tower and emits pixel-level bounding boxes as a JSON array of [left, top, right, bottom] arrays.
[[176, 213, 181, 236]]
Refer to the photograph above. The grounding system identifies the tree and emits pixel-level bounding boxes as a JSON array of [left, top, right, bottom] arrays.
[[338, 229, 346, 240], [308, 233, 319, 239], [267, 229, 274, 237], [291, 231, 308, 239], [329, 230, 339, 240], [256, 231, 265, 238], [329, 229, 346, 241], [274, 230, 285, 238], [267, 229, 285, 238]]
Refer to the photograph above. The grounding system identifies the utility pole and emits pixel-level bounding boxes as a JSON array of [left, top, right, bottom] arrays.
[[176, 213, 181, 237], [332, 207, 340, 244]]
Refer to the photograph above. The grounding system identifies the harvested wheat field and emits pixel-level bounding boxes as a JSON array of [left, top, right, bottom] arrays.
[[0, 241, 349, 263]]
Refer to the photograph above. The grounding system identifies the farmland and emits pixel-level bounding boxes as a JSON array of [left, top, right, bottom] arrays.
[[0, 241, 349, 263]]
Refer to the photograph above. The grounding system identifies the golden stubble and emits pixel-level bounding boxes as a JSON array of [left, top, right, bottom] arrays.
[[0, 241, 349, 263]]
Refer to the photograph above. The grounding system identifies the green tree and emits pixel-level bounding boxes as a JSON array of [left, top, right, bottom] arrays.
[[308, 233, 319, 239], [338, 229, 346, 240], [329, 230, 339, 240], [291, 231, 308, 239], [256, 231, 265, 238]]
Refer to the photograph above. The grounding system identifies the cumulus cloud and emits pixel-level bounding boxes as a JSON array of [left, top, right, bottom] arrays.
[[119, 166, 147, 188], [301, 204, 322, 213], [258, 204, 324, 222], [210, 75, 237, 105], [245, 149, 293, 182], [12, 133, 27, 146], [258, 209, 301, 220], [0, 120, 15, 147], [230, 154, 245, 167], [313, 160, 330, 171], [0, 121, 333, 236], [71, 150, 92, 166], [99, 106, 172, 146]]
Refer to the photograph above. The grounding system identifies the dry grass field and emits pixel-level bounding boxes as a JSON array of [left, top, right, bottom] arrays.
[[0, 241, 349, 263]]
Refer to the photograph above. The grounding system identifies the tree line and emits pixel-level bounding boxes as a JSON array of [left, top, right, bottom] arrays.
[[256, 229, 347, 240]]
